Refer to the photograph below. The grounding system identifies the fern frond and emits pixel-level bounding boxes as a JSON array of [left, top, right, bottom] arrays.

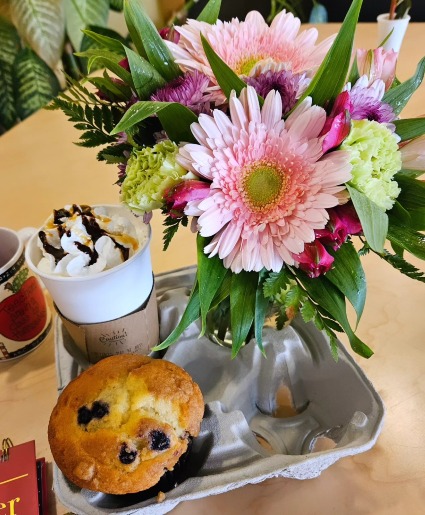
[[380, 250, 425, 282]]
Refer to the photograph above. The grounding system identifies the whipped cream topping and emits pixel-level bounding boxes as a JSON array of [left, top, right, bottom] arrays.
[[37, 205, 144, 277]]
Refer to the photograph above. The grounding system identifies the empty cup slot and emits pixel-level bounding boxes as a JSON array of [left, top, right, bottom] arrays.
[[303, 425, 344, 454], [252, 431, 276, 454]]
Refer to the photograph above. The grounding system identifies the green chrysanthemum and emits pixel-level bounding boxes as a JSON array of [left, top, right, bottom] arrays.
[[121, 140, 187, 213], [341, 119, 401, 210]]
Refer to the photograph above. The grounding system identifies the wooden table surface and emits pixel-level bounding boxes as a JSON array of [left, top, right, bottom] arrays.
[[1, 22, 425, 515]]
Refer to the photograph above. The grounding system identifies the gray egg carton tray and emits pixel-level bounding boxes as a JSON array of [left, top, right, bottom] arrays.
[[53, 266, 385, 515]]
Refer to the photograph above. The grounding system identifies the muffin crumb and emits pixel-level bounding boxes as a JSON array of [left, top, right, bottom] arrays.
[[157, 491, 166, 502]]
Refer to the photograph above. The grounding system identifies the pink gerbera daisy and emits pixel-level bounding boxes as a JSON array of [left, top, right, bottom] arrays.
[[178, 86, 352, 273], [166, 10, 335, 104]]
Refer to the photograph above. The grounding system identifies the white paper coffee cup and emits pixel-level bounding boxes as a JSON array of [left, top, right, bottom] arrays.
[[25, 205, 154, 324]]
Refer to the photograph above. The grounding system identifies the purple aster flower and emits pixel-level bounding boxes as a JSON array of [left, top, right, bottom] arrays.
[[151, 71, 212, 115], [246, 70, 308, 116], [348, 75, 395, 124]]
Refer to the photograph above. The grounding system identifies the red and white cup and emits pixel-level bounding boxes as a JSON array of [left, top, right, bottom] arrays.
[[0, 227, 51, 360]]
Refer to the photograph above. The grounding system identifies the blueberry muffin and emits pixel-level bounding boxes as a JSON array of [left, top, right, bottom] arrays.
[[48, 354, 204, 494]]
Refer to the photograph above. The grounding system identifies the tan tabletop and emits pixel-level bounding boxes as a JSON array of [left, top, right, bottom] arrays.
[[1, 22, 425, 515]]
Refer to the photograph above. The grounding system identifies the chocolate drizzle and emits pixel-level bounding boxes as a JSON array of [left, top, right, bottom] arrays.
[[75, 241, 99, 266], [38, 231, 67, 264], [39, 205, 132, 267]]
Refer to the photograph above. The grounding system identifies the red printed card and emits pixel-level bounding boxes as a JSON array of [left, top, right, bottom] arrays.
[[0, 440, 39, 515]]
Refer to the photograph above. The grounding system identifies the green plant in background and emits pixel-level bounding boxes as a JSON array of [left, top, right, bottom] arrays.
[[389, 0, 412, 19], [0, 0, 126, 135], [268, 0, 328, 23]]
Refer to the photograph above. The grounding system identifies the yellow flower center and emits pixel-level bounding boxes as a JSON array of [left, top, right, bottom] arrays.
[[236, 56, 261, 76], [243, 164, 286, 211]]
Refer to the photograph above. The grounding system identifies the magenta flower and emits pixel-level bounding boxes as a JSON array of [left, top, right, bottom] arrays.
[[246, 70, 308, 116], [151, 71, 212, 115], [295, 240, 334, 278], [159, 26, 180, 44], [315, 204, 362, 250], [321, 91, 352, 153], [118, 58, 130, 71], [164, 180, 211, 219], [357, 47, 397, 91]]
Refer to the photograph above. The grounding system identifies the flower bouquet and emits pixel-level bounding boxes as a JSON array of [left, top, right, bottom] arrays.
[[49, 0, 425, 360]]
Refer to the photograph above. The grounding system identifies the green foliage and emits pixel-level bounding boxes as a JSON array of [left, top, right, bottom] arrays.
[[14, 48, 60, 119], [0, 0, 120, 133], [197, 235, 229, 335], [154, 280, 201, 351], [265, 269, 344, 361], [394, 118, 425, 142], [326, 241, 366, 325], [383, 57, 425, 115], [347, 184, 388, 253], [297, 0, 363, 108], [230, 272, 259, 357], [0, 17, 20, 131], [65, 0, 110, 52], [197, 0, 221, 23], [112, 101, 197, 142], [162, 212, 188, 251], [47, 77, 121, 149], [123, 0, 181, 82], [379, 251, 425, 282], [11, 0, 65, 69]]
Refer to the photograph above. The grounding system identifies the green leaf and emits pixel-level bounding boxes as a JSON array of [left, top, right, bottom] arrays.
[[11, 0, 65, 69], [263, 270, 293, 298], [404, 208, 425, 231], [379, 250, 425, 282], [383, 57, 425, 115], [201, 34, 248, 101], [347, 184, 388, 252], [0, 16, 21, 66], [14, 48, 60, 120], [297, 0, 363, 107], [112, 100, 197, 142], [348, 52, 360, 85], [394, 118, 425, 142], [0, 18, 20, 130], [162, 213, 188, 250], [387, 222, 425, 260], [85, 54, 133, 86], [124, 46, 166, 99], [87, 75, 132, 101], [97, 142, 129, 163], [326, 241, 366, 325], [396, 168, 424, 179], [81, 27, 128, 55], [325, 327, 339, 362], [153, 282, 201, 351], [197, 235, 229, 335], [210, 273, 232, 309], [65, 0, 109, 52], [390, 200, 411, 226], [123, 0, 180, 82], [254, 270, 270, 355], [109, 0, 123, 11], [295, 271, 373, 358], [396, 174, 425, 211], [230, 272, 258, 358], [197, 0, 221, 23], [300, 299, 315, 323]]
